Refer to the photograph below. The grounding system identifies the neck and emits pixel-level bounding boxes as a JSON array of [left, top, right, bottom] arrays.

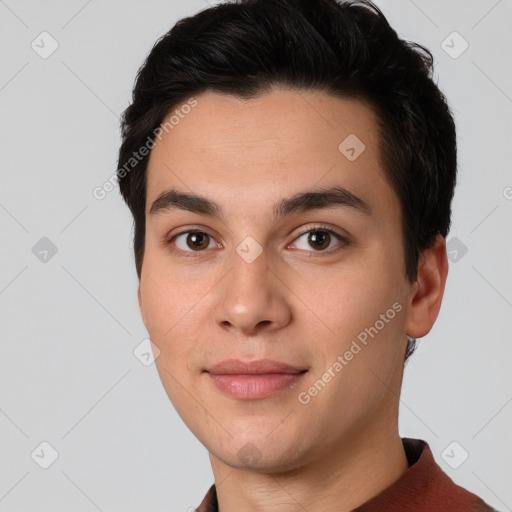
[[210, 423, 409, 512]]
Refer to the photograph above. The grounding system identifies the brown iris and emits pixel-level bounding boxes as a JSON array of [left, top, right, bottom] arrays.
[[308, 230, 331, 250], [186, 232, 210, 251]]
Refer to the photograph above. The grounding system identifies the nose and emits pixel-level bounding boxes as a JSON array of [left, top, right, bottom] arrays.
[[212, 244, 292, 337]]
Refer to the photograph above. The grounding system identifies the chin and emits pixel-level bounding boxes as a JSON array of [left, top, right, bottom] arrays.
[[217, 447, 306, 474], [207, 431, 314, 474]]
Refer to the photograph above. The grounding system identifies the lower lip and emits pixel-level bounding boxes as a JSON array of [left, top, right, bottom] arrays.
[[208, 372, 306, 399]]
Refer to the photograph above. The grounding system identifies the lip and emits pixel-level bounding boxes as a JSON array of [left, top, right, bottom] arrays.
[[205, 359, 308, 400], [206, 358, 306, 375]]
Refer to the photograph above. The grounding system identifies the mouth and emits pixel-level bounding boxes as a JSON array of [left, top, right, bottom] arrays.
[[204, 359, 308, 400]]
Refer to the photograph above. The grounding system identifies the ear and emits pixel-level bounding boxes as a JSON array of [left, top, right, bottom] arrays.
[[405, 234, 449, 338]]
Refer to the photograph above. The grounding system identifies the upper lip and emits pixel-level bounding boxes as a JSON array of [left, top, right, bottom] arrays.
[[205, 358, 307, 375]]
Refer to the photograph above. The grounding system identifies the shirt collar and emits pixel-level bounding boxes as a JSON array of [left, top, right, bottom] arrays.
[[197, 438, 496, 512]]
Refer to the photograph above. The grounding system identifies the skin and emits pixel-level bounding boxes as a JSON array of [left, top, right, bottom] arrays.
[[137, 88, 448, 512]]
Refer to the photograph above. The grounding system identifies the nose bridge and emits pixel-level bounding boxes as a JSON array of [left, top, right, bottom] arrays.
[[228, 239, 272, 309], [213, 237, 289, 334]]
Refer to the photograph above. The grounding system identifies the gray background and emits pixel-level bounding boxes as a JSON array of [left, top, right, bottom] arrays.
[[0, 0, 511, 510]]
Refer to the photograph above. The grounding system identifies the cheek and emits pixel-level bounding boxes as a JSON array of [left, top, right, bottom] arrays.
[[140, 271, 204, 404], [305, 263, 407, 404], [303, 258, 404, 338], [139, 259, 224, 384], [140, 276, 216, 439], [139, 261, 207, 342], [298, 278, 406, 430]]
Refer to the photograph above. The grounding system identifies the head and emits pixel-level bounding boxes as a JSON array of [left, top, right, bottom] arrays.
[[117, 0, 455, 472]]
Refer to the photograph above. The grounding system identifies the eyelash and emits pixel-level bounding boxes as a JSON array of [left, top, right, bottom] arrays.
[[166, 223, 349, 258]]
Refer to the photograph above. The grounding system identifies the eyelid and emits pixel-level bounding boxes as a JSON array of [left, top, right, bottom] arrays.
[[166, 225, 217, 243], [291, 222, 347, 241]]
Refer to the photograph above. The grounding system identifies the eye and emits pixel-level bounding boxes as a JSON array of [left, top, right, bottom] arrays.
[[170, 230, 220, 253], [167, 224, 348, 257], [291, 224, 348, 253]]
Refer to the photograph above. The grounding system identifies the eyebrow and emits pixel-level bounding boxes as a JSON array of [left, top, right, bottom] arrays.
[[149, 185, 372, 220]]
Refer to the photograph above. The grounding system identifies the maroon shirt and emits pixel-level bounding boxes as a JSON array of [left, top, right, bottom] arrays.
[[197, 438, 497, 512]]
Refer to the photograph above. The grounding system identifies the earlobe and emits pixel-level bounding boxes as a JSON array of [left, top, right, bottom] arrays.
[[405, 235, 449, 339]]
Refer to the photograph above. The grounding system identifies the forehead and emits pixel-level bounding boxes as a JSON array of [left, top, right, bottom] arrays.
[[145, 88, 394, 218]]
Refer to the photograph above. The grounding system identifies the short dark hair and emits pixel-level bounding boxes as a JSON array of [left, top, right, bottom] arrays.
[[117, 0, 457, 361]]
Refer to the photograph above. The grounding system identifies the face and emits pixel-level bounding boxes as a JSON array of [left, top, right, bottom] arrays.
[[138, 88, 418, 473]]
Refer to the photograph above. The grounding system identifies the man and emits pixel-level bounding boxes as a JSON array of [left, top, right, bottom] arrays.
[[117, 0, 498, 510]]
